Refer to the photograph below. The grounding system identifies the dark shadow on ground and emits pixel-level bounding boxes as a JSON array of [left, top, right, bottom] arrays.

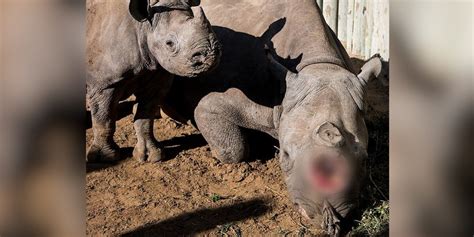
[[246, 129, 279, 163], [86, 133, 209, 172], [160, 133, 208, 161], [120, 198, 270, 236]]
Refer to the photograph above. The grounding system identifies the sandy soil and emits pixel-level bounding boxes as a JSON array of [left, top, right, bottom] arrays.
[[86, 58, 389, 236]]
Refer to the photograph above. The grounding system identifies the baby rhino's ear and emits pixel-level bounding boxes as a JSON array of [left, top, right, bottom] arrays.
[[189, 0, 201, 6], [182, 0, 200, 6], [357, 54, 382, 86], [129, 0, 154, 22]]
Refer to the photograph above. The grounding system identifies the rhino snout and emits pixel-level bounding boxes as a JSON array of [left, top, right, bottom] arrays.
[[190, 46, 218, 67], [190, 50, 205, 68], [187, 38, 221, 74], [307, 152, 351, 196]]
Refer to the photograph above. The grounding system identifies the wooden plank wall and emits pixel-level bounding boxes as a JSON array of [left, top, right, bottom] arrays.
[[317, 0, 389, 59]]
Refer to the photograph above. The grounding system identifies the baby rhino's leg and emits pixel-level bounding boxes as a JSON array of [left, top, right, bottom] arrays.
[[87, 88, 120, 162], [194, 88, 277, 163], [133, 73, 173, 162], [132, 98, 163, 162]]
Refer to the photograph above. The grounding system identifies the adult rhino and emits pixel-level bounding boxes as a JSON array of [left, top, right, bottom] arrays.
[[163, 0, 383, 235], [86, 0, 221, 162]]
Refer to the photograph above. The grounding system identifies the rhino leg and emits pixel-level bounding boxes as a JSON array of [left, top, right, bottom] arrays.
[[195, 88, 277, 163], [133, 74, 173, 162], [87, 88, 120, 162], [132, 100, 164, 162]]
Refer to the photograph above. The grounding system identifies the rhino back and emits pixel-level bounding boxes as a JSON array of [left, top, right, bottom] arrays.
[[166, 0, 354, 122], [87, 0, 143, 86], [201, 0, 352, 71]]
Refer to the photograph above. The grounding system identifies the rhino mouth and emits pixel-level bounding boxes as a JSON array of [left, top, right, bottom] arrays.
[[307, 152, 350, 195]]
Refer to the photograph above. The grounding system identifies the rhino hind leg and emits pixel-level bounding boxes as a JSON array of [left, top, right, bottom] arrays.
[[195, 88, 277, 163], [87, 88, 120, 162], [132, 74, 173, 162]]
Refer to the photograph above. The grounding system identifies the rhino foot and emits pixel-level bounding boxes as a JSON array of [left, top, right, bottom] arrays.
[[133, 139, 164, 162], [86, 142, 120, 163]]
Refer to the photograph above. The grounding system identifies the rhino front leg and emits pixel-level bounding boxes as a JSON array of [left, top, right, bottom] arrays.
[[87, 88, 120, 162], [195, 88, 277, 163]]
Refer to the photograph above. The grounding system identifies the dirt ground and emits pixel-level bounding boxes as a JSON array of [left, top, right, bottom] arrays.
[[86, 58, 389, 236]]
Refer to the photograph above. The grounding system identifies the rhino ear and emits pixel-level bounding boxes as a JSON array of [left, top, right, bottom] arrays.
[[129, 0, 156, 22], [357, 54, 382, 86], [187, 0, 201, 6], [313, 122, 345, 147]]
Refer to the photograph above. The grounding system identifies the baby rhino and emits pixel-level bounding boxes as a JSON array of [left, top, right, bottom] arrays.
[[86, 0, 221, 162]]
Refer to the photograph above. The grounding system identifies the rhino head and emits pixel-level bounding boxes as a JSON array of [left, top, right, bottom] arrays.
[[129, 0, 221, 77], [269, 54, 382, 235]]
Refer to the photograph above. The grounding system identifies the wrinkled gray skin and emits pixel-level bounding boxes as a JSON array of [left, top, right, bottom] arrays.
[[162, 0, 382, 235], [266, 53, 381, 236], [86, 0, 221, 162]]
